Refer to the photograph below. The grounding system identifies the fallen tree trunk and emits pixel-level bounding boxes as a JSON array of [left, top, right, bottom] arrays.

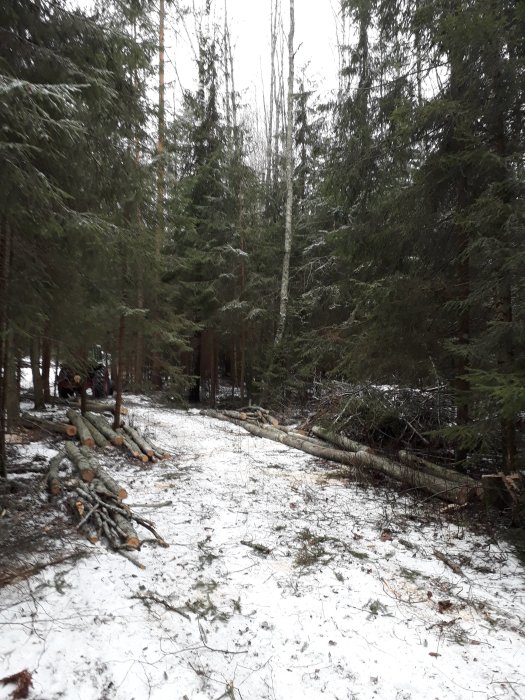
[[110, 512, 140, 549], [85, 412, 124, 446], [20, 413, 76, 437], [122, 425, 154, 458], [96, 468, 128, 500], [204, 410, 479, 504], [222, 409, 248, 421], [47, 452, 63, 495], [66, 409, 95, 447], [68, 399, 128, 415], [117, 429, 149, 463], [82, 416, 110, 449], [313, 426, 479, 492], [398, 450, 479, 488], [64, 442, 95, 482], [310, 425, 370, 453]]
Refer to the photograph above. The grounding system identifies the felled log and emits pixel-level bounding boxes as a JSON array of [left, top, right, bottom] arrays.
[[66, 409, 95, 448], [85, 411, 124, 446], [69, 399, 128, 415], [110, 512, 140, 549], [20, 413, 77, 437], [64, 441, 95, 482], [236, 407, 279, 427], [117, 429, 149, 462], [96, 468, 128, 500], [78, 446, 101, 471], [82, 416, 110, 449], [47, 453, 63, 496], [122, 425, 154, 458], [399, 450, 479, 488], [204, 410, 479, 504], [311, 425, 370, 453], [222, 410, 248, 421]]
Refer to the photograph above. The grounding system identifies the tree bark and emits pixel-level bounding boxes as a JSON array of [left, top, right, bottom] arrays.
[[310, 425, 371, 453], [30, 337, 45, 409], [275, 0, 295, 346], [0, 219, 11, 477], [64, 441, 96, 482], [82, 416, 110, 448], [66, 409, 95, 447], [205, 410, 480, 504], [41, 325, 51, 403], [123, 424, 154, 457], [113, 314, 125, 431], [21, 413, 77, 437], [85, 411, 124, 446], [47, 452, 63, 496]]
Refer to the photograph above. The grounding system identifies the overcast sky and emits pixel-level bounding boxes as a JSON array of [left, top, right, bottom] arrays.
[[164, 0, 341, 119]]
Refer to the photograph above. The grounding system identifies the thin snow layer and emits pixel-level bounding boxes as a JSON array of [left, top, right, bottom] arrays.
[[1, 408, 524, 700]]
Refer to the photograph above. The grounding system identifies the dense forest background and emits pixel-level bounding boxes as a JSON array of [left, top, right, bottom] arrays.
[[1, 0, 524, 478]]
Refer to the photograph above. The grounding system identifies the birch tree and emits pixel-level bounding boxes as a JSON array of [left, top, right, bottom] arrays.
[[274, 0, 295, 346]]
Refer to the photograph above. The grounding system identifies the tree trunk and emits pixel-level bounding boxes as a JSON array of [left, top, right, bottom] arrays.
[[66, 409, 95, 448], [449, 30, 470, 464], [21, 413, 77, 437], [275, 0, 295, 346], [5, 335, 19, 432], [498, 278, 515, 473], [113, 314, 125, 431], [30, 337, 45, 410], [0, 220, 12, 476], [205, 410, 479, 504], [265, 0, 278, 204], [85, 411, 124, 446], [41, 325, 51, 403], [64, 441, 96, 482]]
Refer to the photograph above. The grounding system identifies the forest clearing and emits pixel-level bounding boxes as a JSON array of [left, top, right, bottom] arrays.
[[1, 396, 524, 700], [2, 0, 525, 697]]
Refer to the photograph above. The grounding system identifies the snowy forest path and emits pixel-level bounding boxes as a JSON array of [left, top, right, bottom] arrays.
[[1, 402, 525, 700]]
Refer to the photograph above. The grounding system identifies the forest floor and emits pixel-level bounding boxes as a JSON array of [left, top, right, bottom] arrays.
[[1, 396, 524, 700]]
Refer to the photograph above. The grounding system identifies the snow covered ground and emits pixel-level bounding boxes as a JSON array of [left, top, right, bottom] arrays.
[[1, 399, 524, 700]]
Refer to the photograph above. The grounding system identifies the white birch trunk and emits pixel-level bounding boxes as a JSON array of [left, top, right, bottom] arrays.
[[274, 0, 295, 346]]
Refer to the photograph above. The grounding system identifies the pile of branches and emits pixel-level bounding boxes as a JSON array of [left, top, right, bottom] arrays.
[[307, 382, 455, 459], [46, 445, 168, 568]]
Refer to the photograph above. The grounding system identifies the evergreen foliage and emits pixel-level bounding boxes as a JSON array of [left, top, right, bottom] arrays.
[[1, 0, 523, 476]]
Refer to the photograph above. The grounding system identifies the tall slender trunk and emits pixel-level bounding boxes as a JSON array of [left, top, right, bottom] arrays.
[[497, 278, 515, 472], [492, 109, 515, 472], [5, 336, 19, 432], [266, 0, 278, 203], [0, 221, 12, 477], [447, 18, 470, 463], [156, 0, 166, 262], [30, 337, 45, 410], [152, 0, 166, 390], [274, 0, 295, 346], [41, 324, 51, 402], [113, 314, 125, 431]]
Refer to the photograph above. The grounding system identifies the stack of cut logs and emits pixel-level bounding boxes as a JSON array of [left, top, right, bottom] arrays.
[[21, 402, 170, 463], [20, 402, 171, 566], [204, 408, 482, 506], [45, 445, 167, 568], [219, 406, 280, 427]]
